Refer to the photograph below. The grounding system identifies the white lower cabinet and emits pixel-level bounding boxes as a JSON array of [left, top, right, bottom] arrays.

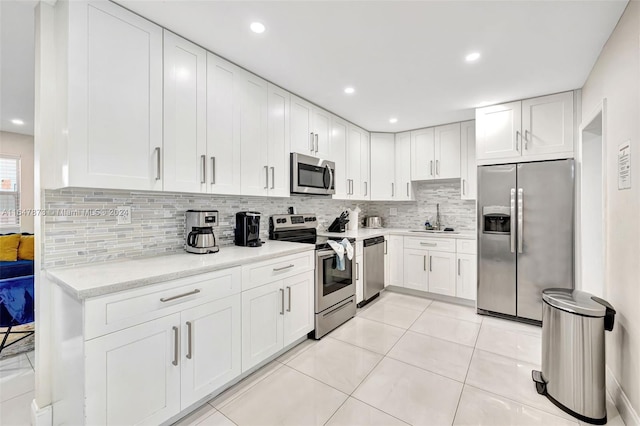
[[403, 249, 429, 291], [85, 314, 182, 425], [456, 253, 477, 301], [355, 254, 364, 303], [427, 251, 456, 296], [241, 271, 314, 372], [387, 235, 404, 287]]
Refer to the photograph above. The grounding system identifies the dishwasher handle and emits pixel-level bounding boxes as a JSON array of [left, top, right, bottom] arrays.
[[363, 236, 385, 247]]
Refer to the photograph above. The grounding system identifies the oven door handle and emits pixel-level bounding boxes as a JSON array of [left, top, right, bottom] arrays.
[[317, 250, 337, 257]]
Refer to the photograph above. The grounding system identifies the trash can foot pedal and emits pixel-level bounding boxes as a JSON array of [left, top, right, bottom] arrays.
[[532, 370, 547, 395]]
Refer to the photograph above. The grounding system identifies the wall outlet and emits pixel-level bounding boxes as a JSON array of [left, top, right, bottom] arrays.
[[389, 207, 398, 217], [117, 206, 131, 225]]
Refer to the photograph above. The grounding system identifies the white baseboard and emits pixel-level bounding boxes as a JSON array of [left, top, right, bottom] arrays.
[[607, 366, 640, 426], [30, 399, 52, 426]]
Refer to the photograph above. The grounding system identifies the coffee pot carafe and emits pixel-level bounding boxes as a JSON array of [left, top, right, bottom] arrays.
[[185, 210, 220, 254]]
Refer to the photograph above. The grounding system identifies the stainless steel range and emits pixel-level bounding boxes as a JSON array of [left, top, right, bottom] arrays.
[[270, 214, 356, 339]]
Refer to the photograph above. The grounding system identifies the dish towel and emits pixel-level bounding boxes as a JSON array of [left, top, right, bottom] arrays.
[[327, 239, 354, 271]]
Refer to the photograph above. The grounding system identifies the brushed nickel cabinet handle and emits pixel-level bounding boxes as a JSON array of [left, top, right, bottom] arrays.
[[264, 165, 269, 189], [155, 147, 161, 180], [524, 130, 530, 150], [458, 259, 461, 276], [420, 242, 437, 247], [364, 181, 368, 196], [310, 132, 314, 152], [391, 183, 395, 197], [516, 131, 521, 152], [270, 167, 275, 189], [280, 288, 285, 315], [423, 255, 427, 271], [436, 160, 440, 176], [406, 182, 409, 197], [286, 286, 292, 312], [172, 326, 179, 366], [429, 255, 433, 272], [211, 157, 216, 184], [160, 289, 201, 303], [201, 155, 206, 184], [273, 264, 294, 272], [430, 160, 434, 177], [462, 179, 466, 195], [186, 321, 193, 360], [315, 134, 319, 153]]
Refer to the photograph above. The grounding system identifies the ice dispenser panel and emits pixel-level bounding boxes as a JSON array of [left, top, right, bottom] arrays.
[[483, 206, 511, 234]]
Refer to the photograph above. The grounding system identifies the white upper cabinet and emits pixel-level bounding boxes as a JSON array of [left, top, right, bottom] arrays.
[[239, 71, 269, 196], [163, 31, 207, 194], [370, 133, 396, 201], [395, 132, 413, 200], [207, 53, 242, 195], [347, 126, 364, 199], [313, 109, 332, 160], [460, 120, 477, 200], [61, 0, 163, 190], [334, 121, 370, 201], [290, 96, 315, 155], [360, 131, 371, 200], [521, 92, 574, 157], [411, 128, 435, 180], [434, 123, 461, 179], [267, 84, 291, 197], [331, 117, 349, 199], [476, 91, 574, 165]]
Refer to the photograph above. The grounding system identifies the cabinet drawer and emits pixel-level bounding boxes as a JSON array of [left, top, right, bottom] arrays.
[[403, 237, 455, 253], [85, 267, 241, 340], [242, 251, 315, 291], [456, 239, 477, 255]]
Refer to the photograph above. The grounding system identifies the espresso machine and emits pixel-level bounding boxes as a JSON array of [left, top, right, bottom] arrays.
[[234, 211, 263, 247], [185, 210, 220, 254]]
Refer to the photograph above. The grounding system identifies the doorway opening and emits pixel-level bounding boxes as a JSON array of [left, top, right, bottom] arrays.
[[578, 100, 606, 298]]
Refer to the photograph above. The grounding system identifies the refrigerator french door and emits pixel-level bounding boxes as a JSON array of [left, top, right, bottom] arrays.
[[477, 159, 574, 322]]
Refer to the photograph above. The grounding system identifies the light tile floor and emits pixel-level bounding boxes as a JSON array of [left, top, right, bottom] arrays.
[[0, 292, 627, 426]]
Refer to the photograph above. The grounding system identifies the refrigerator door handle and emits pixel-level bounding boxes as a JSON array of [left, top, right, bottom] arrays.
[[510, 188, 516, 253], [517, 188, 524, 253]]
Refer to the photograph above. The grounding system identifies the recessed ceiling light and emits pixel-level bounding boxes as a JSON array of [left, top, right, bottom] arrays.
[[250, 22, 266, 34], [11, 119, 24, 125], [389, 118, 398, 124], [344, 87, 355, 94], [465, 52, 481, 62]]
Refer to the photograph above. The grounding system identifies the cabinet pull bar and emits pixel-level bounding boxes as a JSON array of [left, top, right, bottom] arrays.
[[201, 155, 206, 184], [273, 264, 295, 272], [524, 130, 529, 150], [286, 286, 292, 312], [315, 134, 319, 153], [516, 131, 521, 152], [423, 255, 427, 271], [186, 321, 193, 359], [462, 179, 466, 195], [155, 147, 161, 180], [430, 160, 434, 176], [211, 157, 216, 184], [172, 326, 179, 366], [420, 242, 437, 247], [406, 182, 409, 197], [356, 263, 359, 280], [458, 259, 461, 276], [264, 165, 269, 189], [160, 289, 200, 303], [391, 182, 395, 197], [310, 132, 314, 152], [429, 255, 433, 272], [436, 160, 440, 176], [280, 288, 285, 315], [270, 167, 275, 189], [364, 181, 368, 196]]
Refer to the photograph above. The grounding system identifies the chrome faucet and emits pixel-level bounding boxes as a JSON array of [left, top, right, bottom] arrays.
[[435, 203, 441, 230]]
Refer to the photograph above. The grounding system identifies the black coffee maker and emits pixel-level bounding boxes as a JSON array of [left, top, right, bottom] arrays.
[[235, 211, 263, 247]]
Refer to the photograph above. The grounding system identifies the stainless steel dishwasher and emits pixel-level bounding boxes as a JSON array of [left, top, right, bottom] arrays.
[[361, 236, 385, 307]]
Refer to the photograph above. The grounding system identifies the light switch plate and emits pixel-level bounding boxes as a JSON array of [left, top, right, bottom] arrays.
[[390, 207, 398, 216], [117, 206, 131, 225]]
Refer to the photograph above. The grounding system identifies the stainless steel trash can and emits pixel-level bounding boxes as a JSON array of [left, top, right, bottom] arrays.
[[532, 288, 615, 425]]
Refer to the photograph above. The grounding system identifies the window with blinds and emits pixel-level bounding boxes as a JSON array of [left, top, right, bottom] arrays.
[[0, 155, 20, 227]]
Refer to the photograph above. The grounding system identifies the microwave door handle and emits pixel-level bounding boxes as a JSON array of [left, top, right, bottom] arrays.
[[510, 188, 516, 253], [325, 164, 333, 191]]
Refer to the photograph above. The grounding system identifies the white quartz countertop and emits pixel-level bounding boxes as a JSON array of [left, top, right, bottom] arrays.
[[46, 240, 314, 300], [317, 228, 476, 241]]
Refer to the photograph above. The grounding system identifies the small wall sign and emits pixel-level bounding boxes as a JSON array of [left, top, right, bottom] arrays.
[[618, 140, 631, 190]]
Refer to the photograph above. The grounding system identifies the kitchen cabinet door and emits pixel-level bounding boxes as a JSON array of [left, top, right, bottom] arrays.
[[456, 254, 477, 301], [355, 254, 364, 303], [85, 314, 181, 425], [331, 117, 349, 200], [290, 95, 315, 155], [434, 123, 461, 179], [361, 131, 371, 200], [283, 272, 314, 346], [403, 249, 429, 291], [207, 53, 242, 195], [460, 120, 477, 200], [370, 133, 396, 200], [267, 84, 290, 197], [476, 101, 522, 162], [347, 126, 364, 199], [241, 281, 284, 372], [521, 92, 574, 157], [180, 295, 241, 409], [163, 31, 207, 194], [67, 0, 163, 191], [428, 251, 456, 296], [239, 71, 269, 196], [395, 132, 413, 200], [313, 108, 332, 160], [410, 127, 435, 180], [387, 235, 404, 287]]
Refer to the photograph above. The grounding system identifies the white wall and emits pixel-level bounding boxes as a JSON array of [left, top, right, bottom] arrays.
[[581, 1, 640, 421], [0, 130, 34, 233]]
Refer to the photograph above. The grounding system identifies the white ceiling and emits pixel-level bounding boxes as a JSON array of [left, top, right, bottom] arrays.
[[0, 1, 628, 136]]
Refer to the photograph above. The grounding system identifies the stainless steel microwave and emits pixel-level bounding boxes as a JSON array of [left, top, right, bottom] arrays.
[[290, 153, 335, 195]]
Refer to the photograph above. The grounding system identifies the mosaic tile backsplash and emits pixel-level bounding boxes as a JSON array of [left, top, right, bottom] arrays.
[[43, 181, 476, 268]]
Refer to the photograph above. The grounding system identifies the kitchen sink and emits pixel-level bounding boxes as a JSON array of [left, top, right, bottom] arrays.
[[409, 230, 460, 234]]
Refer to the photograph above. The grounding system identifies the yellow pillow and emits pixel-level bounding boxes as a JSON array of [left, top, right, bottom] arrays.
[[18, 235, 35, 260], [0, 234, 21, 261]]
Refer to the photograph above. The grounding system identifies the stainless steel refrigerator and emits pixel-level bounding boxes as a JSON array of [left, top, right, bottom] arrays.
[[477, 159, 574, 322]]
